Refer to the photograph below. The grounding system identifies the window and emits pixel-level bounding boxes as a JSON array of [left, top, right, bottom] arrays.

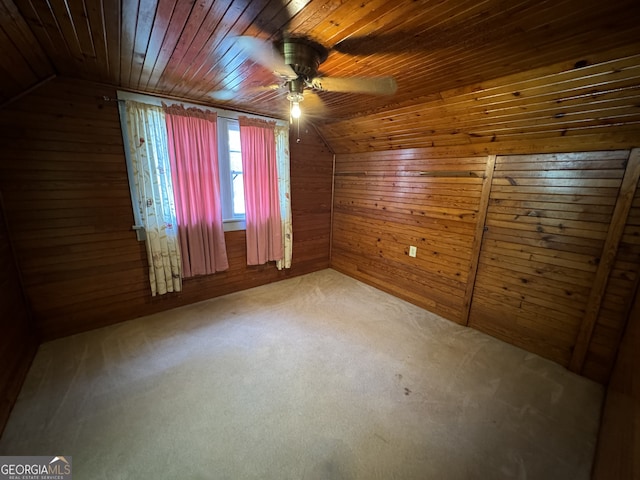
[[218, 118, 245, 222], [117, 90, 291, 264]]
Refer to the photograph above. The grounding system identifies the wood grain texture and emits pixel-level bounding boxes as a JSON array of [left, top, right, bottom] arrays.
[[331, 151, 488, 324], [318, 46, 640, 154], [570, 149, 640, 375], [462, 155, 495, 325], [469, 151, 629, 371], [1, 0, 640, 121], [0, 77, 333, 340], [592, 288, 640, 479], [332, 147, 640, 384], [0, 192, 37, 434], [584, 156, 640, 383], [0, 0, 55, 105]]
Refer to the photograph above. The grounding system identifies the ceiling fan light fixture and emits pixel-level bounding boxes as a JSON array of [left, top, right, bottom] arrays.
[[290, 101, 301, 119], [227, 35, 397, 118], [287, 88, 304, 119]]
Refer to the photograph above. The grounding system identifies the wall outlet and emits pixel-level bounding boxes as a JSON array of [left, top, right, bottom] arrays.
[[409, 245, 417, 257]]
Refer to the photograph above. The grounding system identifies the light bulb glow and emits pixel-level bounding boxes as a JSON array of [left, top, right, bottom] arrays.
[[291, 101, 301, 119]]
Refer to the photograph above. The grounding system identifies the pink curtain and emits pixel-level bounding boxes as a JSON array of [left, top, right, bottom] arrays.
[[239, 117, 283, 265], [164, 104, 229, 277]]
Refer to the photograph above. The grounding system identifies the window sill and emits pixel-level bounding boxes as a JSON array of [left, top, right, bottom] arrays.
[[223, 219, 246, 232]]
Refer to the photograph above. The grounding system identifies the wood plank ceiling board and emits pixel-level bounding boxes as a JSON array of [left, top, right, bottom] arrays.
[[318, 46, 640, 153], [0, 0, 55, 104], [1, 0, 639, 120]]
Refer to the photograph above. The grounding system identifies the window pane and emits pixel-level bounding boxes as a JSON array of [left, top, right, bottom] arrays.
[[228, 123, 244, 217], [229, 151, 242, 173], [232, 173, 245, 215], [228, 127, 241, 152]]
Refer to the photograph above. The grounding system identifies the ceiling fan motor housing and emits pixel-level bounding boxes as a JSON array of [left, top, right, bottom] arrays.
[[288, 78, 305, 97], [279, 37, 328, 80]]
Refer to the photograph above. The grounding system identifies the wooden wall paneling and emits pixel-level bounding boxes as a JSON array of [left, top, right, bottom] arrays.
[[331, 144, 639, 385], [0, 77, 333, 340], [0, 191, 37, 434], [462, 155, 495, 325], [289, 122, 334, 272], [317, 47, 640, 154], [570, 149, 640, 374], [331, 150, 488, 324], [582, 150, 640, 382], [591, 286, 640, 479], [0, 23, 37, 89], [468, 150, 630, 372]]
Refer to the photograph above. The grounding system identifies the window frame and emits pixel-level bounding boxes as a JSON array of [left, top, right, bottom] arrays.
[[116, 90, 287, 235], [218, 117, 245, 230]]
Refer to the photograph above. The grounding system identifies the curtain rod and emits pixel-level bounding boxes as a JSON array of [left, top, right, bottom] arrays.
[[112, 90, 288, 126], [103, 95, 236, 121]]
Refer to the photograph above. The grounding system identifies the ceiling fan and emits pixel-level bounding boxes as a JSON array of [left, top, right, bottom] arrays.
[[210, 36, 398, 119]]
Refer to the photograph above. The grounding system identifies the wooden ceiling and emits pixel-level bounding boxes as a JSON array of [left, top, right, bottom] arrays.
[[1, 0, 639, 123]]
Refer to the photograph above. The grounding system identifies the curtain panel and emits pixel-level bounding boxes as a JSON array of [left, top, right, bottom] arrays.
[[238, 117, 283, 265], [124, 101, 182, 296], [164, 104, 229, 277], [275, 125, 292, 270]]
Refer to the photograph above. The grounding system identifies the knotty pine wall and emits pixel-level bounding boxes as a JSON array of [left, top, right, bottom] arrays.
[[328, 45, 640, 385], [331, 147, 639, 385], [332, 153, 488, 322], [0, 77, 333, 341], [471, 151, 640, 383], [592, 289, 640, 479], [0, 194, 37, 432]]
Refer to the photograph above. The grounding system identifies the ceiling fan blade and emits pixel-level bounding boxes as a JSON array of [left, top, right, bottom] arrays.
[[300, 91, 327, 117], [310, 76, 397, 95], [233, 36, 297, 80]]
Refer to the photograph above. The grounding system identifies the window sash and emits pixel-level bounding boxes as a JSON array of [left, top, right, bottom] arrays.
[[117, 91, 286, 233], [218, 118, 245, 221]]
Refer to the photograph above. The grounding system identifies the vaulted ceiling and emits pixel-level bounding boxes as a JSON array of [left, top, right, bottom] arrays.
[[1, 0, 639, 126]]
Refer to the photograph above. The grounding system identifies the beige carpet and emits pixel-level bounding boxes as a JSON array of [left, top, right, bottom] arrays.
[[0, 269, 603, 479]]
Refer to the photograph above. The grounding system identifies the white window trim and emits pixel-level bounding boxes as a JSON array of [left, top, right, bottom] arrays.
[[218, 117, 244, 223], [116, 90, 287, 233]]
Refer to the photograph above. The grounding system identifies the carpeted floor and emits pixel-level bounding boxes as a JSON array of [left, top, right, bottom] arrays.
[[0, 269, 603, 479]]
